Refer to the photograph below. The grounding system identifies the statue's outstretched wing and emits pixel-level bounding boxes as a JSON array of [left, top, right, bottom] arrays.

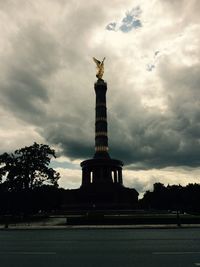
[[93, 57, 101, 66]]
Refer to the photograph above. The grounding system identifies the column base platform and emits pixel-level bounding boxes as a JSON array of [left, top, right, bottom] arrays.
[[81, 158, 123, 187]]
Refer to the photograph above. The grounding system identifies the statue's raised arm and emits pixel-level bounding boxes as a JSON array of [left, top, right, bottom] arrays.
[[93, 57, 106, 80]]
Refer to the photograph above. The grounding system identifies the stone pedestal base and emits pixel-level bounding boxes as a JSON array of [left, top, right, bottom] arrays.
[[81, 158, 123, 187]]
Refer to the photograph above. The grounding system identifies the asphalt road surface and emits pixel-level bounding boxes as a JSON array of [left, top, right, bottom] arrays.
[[0, 228, 200, 267]]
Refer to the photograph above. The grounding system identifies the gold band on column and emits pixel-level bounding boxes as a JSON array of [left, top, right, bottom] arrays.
[[96, 103, 106, 107], [95, 146, 109, 152], [96, 117, 107, 122], [95, 132, 107, 137]]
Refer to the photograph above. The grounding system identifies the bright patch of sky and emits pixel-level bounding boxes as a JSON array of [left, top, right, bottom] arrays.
[[50, 160, 79, 170], [106, 6, 142, 33]]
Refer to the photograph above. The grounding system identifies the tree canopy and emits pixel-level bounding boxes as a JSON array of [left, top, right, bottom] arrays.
[[140, 182, 200, 212], [0, 142, 60, 191]]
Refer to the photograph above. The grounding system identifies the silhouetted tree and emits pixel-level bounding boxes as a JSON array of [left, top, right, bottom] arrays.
[[0, 142, 60, 192], [140, 182, 200, 212]]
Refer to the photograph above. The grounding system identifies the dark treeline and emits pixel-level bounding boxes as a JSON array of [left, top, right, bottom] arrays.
[[1, 182, 200, 215], [140, 182, 200, 213], [0, 184, 64, 215]]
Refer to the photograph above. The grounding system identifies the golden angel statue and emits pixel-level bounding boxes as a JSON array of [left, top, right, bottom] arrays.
[[93, 57, 106, 79]]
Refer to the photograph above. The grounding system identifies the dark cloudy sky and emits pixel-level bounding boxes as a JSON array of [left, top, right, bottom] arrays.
[[0, 0, 200, 195]]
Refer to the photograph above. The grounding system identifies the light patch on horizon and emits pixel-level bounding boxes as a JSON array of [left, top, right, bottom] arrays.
[[56, 168, 81, 189], [123, 167, 200, 198]]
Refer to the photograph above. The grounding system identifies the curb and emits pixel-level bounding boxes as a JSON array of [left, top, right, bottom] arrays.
[[1, 224, 200, 230]]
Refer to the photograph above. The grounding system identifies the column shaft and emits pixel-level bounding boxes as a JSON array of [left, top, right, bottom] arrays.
[[94, 80, 109, 158]]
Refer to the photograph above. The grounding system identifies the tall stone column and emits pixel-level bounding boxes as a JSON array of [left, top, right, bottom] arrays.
[[94, 79, 110, 159], [80, 79, 124, 188]]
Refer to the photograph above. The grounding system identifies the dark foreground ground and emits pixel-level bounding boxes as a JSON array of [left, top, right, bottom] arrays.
[[2, 211, 200, 227], [1, 228, 200, 267]]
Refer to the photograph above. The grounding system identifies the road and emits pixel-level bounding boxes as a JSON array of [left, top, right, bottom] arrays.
[[0, 228, 200, 267]]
